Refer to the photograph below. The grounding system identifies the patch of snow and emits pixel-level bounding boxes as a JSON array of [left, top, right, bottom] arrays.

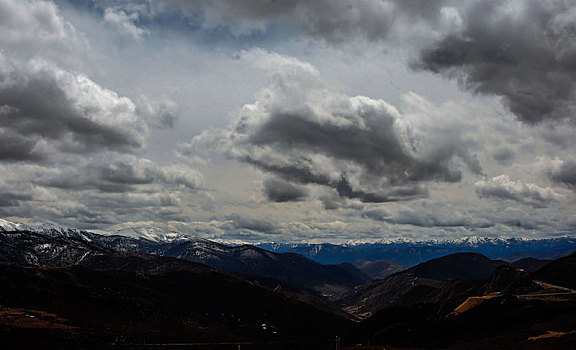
[[114, 227, 192, 243]]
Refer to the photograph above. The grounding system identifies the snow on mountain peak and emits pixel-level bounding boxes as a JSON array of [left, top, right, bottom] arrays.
[[0, 218, 33, 232], [113, 227, 192, 243]]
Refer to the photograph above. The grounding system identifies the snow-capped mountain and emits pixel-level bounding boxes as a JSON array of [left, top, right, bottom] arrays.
[[113, 227, 192, 243], [2, 218, 575, 266], [0, 218, 34, 232], [257, 236, 576, 265], [0, 219, 369, 297], [0, 219, 192, 245], [0, 219, 96, 241]]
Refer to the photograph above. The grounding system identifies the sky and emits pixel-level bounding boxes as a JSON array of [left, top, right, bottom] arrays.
[[1, 0, 576, 243]]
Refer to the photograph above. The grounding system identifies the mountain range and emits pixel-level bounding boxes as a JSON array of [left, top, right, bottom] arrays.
[[258, 236, 576, 265], [3, 219, 575, 266], [1, 219, 576, 348]]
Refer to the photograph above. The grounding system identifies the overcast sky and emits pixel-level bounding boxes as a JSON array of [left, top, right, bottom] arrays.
[[1, 0, 576, 243]]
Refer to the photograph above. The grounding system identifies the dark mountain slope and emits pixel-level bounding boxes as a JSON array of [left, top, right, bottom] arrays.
[[532, 251, 576, 289], [344, 296, 576, 349], [340, 253, 508, 315], [500, 249, 576, 262], [511, 257, 551, 272], [0, 230, 369, 298], [0, 264, 352, 347], [0, 230, 209, 273], [0, 230, 352, 318], [344, 254, 576, 349], [423, 265, 541, 316], [149, 241, 371, 297], [402, 252, 507, 282], [340, 274, 443, 316], [353, 259, 405, 279]]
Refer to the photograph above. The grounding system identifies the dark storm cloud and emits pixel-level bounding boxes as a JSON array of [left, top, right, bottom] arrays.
[[245, 110, 464, 189], [0, 193, 33, 207], [336, 175, 427, 203], [40, 177, 134, 193], [243, 157, 333, 187], [235, 106, 464, 201], [550, 160, 576, 188], [190, 50, 482, 204], [263, 178, 307, 202], [0, 131, 45, 162], [492, 147, 515, 166], [37, 156, 203, 192], [225, 214, 277, 234], [0, 56, 147, 160], [414, 0, 576, 124]]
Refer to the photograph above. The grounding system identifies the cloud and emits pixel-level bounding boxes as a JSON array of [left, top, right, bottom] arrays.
[[475, 174, 563, 208], [0, 0, 89, 65], [38, 155, 203, 192], [414, 0, 576, 124], [262, 177, 307, 202], [101, 0, 449, 43], [549, 160, 576, 188], [224, 214, 278, 234], [0, 192, 33, 207], [0, 152, 203, 228], [0, 54, 147, 159], [492, 147, 515, 166], [189, 49, 481, 203], [363, 204, 494, 228], [103, 7, 148, 42], [0, 129, 46, 162], [137, 95, 180, 129]]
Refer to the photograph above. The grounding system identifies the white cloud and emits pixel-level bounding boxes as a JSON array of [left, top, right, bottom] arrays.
[[475, 174, 563, 208], [103, 7, 148, 42], [188, 49, 482, 204], [0, 0, 90, 65], [0, 54, 148, 156]]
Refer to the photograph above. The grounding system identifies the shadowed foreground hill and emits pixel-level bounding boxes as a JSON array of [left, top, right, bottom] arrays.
[[402, 252, 506, 282], [344, 253, 576, 349], [340, 253, 508, 315], [0, 264, 352, 348], [0, 231, 353, 347], [352, 259, 405, 280], [532, 252, 576, 289], [148, 241, 371, 297]]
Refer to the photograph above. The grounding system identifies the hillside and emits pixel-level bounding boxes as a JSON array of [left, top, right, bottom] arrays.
[[148, 241, 371, 298], [340, 253, 509, 316], [401, 252, 507, 282], [353, 259, 405, 279], [532, 252, 576, 289], [0, 264, 352, 347]]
